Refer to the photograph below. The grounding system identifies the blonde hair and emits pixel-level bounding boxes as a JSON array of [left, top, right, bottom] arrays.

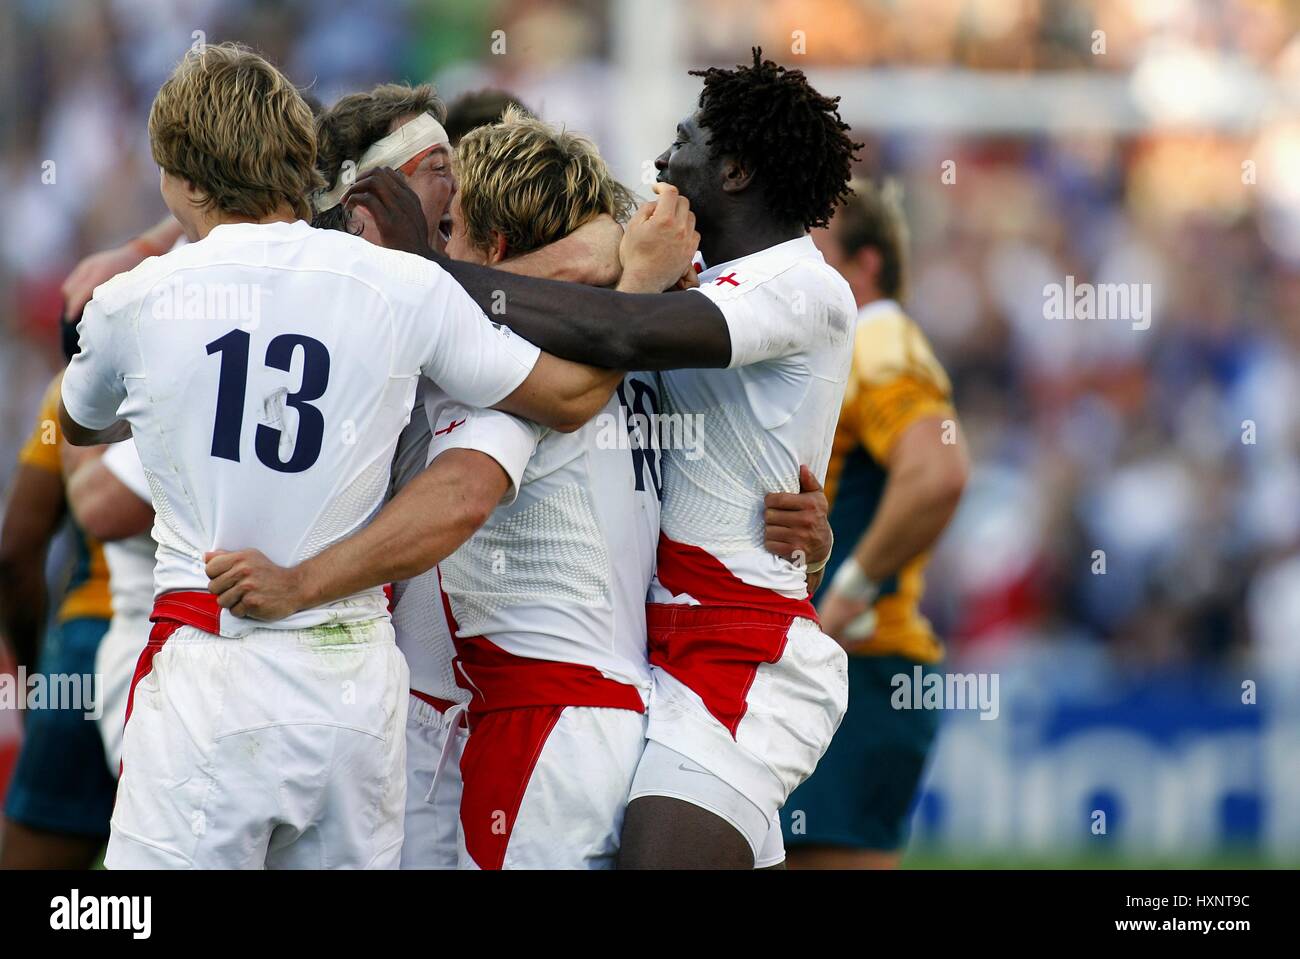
[[149, 42, 323, 222], [454, 106, 635, 257]]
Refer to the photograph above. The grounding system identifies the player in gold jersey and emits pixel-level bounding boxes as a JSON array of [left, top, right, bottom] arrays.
[[0, 370, 117, 867], [780, 181, 969, 869]]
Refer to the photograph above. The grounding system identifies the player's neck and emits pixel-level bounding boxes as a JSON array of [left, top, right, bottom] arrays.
[[702, 217, 804, 269], [855, 285, 885, 311], [192, 204, 300, 241]]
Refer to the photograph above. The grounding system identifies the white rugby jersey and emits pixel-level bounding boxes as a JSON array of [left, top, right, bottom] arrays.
[[100, 437, 156, 621], [390, 564, 464, 704], [387, 376, 530, 704], [649, 235, 856, 607], [387, 380, 462, 701], [61, 219, 539, 636], [417, 372, 662, 692]]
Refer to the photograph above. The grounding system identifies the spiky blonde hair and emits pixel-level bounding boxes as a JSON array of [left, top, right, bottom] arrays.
[[454, 106, 635, 257]]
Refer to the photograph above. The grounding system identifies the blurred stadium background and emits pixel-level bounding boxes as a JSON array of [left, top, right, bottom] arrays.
[[1, 0, 1298, 867]]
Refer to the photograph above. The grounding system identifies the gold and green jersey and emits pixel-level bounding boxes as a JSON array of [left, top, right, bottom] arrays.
[[820, 300, 954, 663]]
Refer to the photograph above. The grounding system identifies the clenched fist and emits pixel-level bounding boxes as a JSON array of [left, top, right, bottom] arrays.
[[616, 183, 700, 294], [205, 548, 307, 621]]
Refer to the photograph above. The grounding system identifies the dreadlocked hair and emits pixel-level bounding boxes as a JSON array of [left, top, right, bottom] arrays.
[[689, 47, 862, 231]]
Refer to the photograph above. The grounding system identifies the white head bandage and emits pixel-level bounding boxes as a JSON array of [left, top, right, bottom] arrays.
[[312, 112, 450, 214]]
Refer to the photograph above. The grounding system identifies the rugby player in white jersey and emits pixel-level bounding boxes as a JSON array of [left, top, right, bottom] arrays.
[[335, 49, 862, 868], [56, 44, 644, 870], [616, 52, 862, 868], [415, 109, 652, 870]]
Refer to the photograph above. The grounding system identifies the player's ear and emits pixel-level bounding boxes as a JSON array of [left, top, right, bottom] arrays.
[[855, 246, 882, 286], [180, 176, 210, 208], [486, 231, 509, 266], [720, 156, 754, 195]]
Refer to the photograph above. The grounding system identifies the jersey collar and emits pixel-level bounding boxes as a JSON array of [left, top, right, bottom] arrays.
[[204, 219, 313, 242], [697, 234, 820, 284], [858, 298, 903, 323]]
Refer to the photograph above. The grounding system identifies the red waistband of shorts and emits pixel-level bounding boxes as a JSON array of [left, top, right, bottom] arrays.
[[408, 686, 470, 722], [455, 636, 645, 715], [410, 689, 467, 716], [150, 591, 221, 635], [655, 533, 818, 623], [646, 602, 808, 633]]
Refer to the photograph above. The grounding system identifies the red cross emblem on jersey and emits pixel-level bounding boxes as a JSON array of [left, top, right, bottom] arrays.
[[434, 418, 466, 436], [715, 272, 740, 287]]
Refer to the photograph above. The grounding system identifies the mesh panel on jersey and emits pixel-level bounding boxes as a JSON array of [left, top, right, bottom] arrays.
[[144, 467, 193, 558], [391, 567, 465, 704], [439, 482, 609, 635], [297, 455, 390, 562], [364, 240, 440, 288], [658, 397, 800, 554]]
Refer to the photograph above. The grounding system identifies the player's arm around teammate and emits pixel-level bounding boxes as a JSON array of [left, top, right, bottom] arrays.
[[206, 446, 832, 622], [497, 212, 624, 286], [345, 168, 732, 369], [207, 446, 510, 620], [460, 198, 693, 427]]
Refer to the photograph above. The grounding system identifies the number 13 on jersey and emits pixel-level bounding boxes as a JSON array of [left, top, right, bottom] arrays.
[[206, 328, 331, 474]]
